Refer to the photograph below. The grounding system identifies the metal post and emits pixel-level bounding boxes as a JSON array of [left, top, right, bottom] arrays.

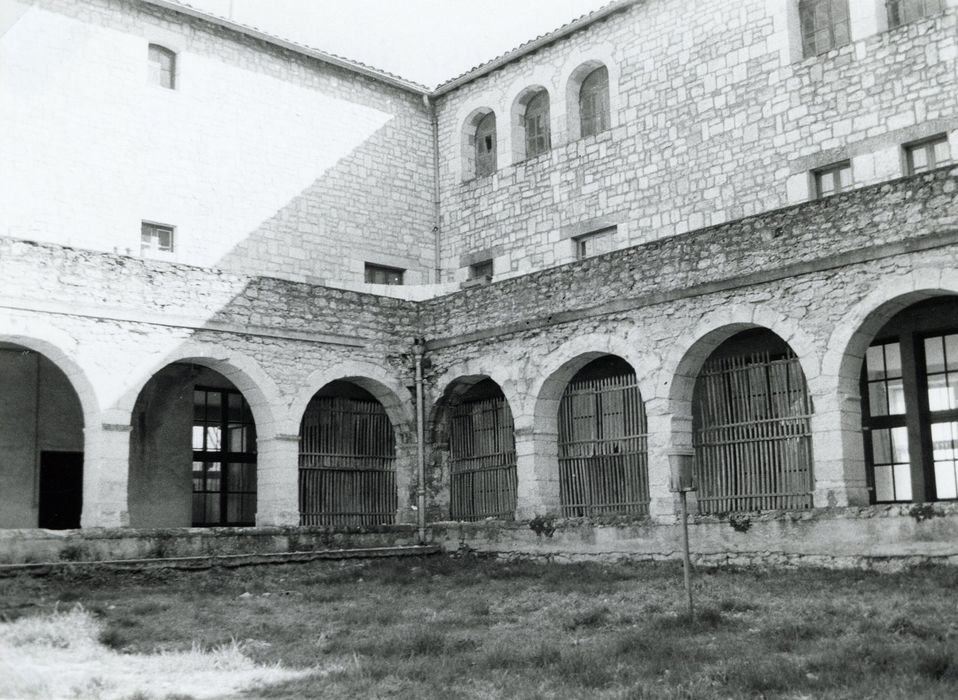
[[413, 339, 426, 544], [679, 490, 693, 619]]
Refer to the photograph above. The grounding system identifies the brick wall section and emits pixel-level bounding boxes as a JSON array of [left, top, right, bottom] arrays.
[[434, 0, 958, 281], [420, 167, 958, 343], [0, 0, 435, 285]]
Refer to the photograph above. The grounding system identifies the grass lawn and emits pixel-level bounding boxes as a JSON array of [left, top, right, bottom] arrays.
[[2, 555, 958, 699]]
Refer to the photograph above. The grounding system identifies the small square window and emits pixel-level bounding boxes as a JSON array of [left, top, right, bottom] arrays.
[[905, 134, 951, 175], [364, 263, 404, 285], [469, 260, 494, 280], [813, 161, 852, 199], [141, 222, 174, 254], [574, 227, 615, 260]]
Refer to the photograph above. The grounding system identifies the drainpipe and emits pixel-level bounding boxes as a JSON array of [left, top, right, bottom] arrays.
[[423, 94, 442, 283], [413, 337, 427, 543]]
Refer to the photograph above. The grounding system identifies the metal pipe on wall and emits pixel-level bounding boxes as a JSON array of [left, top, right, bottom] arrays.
[[413, 337, 426, 543], [422, 94, 442, 283]]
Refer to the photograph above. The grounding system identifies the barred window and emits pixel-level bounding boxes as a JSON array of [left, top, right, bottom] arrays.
[[814, 161, 852, 198], [141, 222, 174, 254], [887, 0, 944, 28], [799, 0, 850, 57], [364, 263, 404, 285], [523, 90, 551, 159], [148, 44, 176, 89], [475, 112, 497, 178], [905, 134, 951, 175], [579, 66, 610, 138]]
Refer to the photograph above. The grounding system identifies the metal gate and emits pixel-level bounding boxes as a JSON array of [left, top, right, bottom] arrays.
[[298, 395, 396, 526], [694, 350, 813, 513], [558, 371, 649, 517], [449, 396, 517, 520]]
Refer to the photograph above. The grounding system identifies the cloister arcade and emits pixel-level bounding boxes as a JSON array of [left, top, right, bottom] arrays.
[[2, 289, 956, 532]]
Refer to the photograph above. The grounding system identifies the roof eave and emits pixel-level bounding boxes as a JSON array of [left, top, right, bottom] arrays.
[[140, 0, 430, 95], [431, 0, 639, 97]]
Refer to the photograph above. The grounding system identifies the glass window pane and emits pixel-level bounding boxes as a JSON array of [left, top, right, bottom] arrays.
[[872, 428, 892, 464], [205, 426, 221, 451], [207, 391, 221, 409], [883, 343, 902, 377], [868, 381, 888, 416], [931, 421, 957, 461], [925, 336, 946, 373], [192, 425, 205, 450], [945, 335, 958, 371], [193, 390, 207, 419], [866, 345, 886, 380], [886, 378, 906, 415], [875, 464, 894, 501], [893, 464, 913, 501], [927, 373, 950, 411], [934, 462, 957, 499], [891, 426, 910, 463], [911, 145, 928, 172]]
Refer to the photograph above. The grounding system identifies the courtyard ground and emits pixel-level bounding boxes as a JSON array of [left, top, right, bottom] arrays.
[[1, 554, 957, 699]]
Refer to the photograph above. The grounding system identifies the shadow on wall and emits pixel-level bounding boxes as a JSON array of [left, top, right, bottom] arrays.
[[214, 117, 434, 286]]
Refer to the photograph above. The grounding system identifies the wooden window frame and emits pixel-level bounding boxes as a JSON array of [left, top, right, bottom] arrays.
[[474, 112, 497, 178], [140, 221, 175, 254], [798, 0, 851, 57], [148, 44, 176, 90], [192, 386, 257, 527], [523, 90, 551, 160], [813, 160, 852, 199], [904, 134, 951, 175], [574, 227, 615, 260], [579, 66, 610, 139], [886, 0, 944, 28], [364, 263, 405, 285]]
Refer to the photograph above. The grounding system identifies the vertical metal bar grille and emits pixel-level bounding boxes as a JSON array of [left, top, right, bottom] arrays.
[[298, 396, 397, 527], [449, 396, 517, 521], [693, 351, 814, 514], [558, 371, 650, 517]]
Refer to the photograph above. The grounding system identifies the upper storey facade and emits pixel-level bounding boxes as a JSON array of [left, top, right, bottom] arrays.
[[434, 0, 958, 283], [0, 0, 437, 286]]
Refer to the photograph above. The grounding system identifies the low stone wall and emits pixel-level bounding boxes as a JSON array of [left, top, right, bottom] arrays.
[[0, 525, 420, 566], [4, 506, 957, 571], [431, 504, 958, 572]]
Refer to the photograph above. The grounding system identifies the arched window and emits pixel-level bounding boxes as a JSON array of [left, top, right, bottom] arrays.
[[148, 44, 176, 89], [579, 66, 610, 138], [475, 112, 497, 177], [524, 90, 551, 159]]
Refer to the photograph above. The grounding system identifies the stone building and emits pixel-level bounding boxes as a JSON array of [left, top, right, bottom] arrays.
[[1, 0, 958, 566]]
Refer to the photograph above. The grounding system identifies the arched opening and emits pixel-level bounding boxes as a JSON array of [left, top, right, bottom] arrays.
[[858, 296, 958, 503], [692, 329, 813, 513], [0, 343, 84, 529], [441, 378, 517, 521], [511, 87, 551, 162], [578, 65, 610, 138], [298, 380, 397, 527], [128, 363, 257, 528], [460, 108, 497, 181], [557, 356, 648, 517]]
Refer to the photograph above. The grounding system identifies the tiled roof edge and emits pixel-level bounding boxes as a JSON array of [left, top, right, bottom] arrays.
[[431, 0, 640, 96], [140, 0, 432, 94]]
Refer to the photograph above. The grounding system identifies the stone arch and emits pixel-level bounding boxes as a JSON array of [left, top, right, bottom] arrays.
[[287, 360, 414, 438], [821, 274, 958, 506], [460, 106, 497, 181], [663, 305, 821, 512], [0, 314, 98, 529], [562, 49, 619, 141], [118, 343, 280, 437], [430, 373, 519, 521], [291, 361, 415, 526]]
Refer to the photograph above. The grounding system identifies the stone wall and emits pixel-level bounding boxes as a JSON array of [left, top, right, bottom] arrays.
[[0, 0, 435, 285], [434, 0, 958, 281]]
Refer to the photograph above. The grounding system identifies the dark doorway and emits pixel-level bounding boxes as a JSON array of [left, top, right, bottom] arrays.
[[38, 451, 83, 529]]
